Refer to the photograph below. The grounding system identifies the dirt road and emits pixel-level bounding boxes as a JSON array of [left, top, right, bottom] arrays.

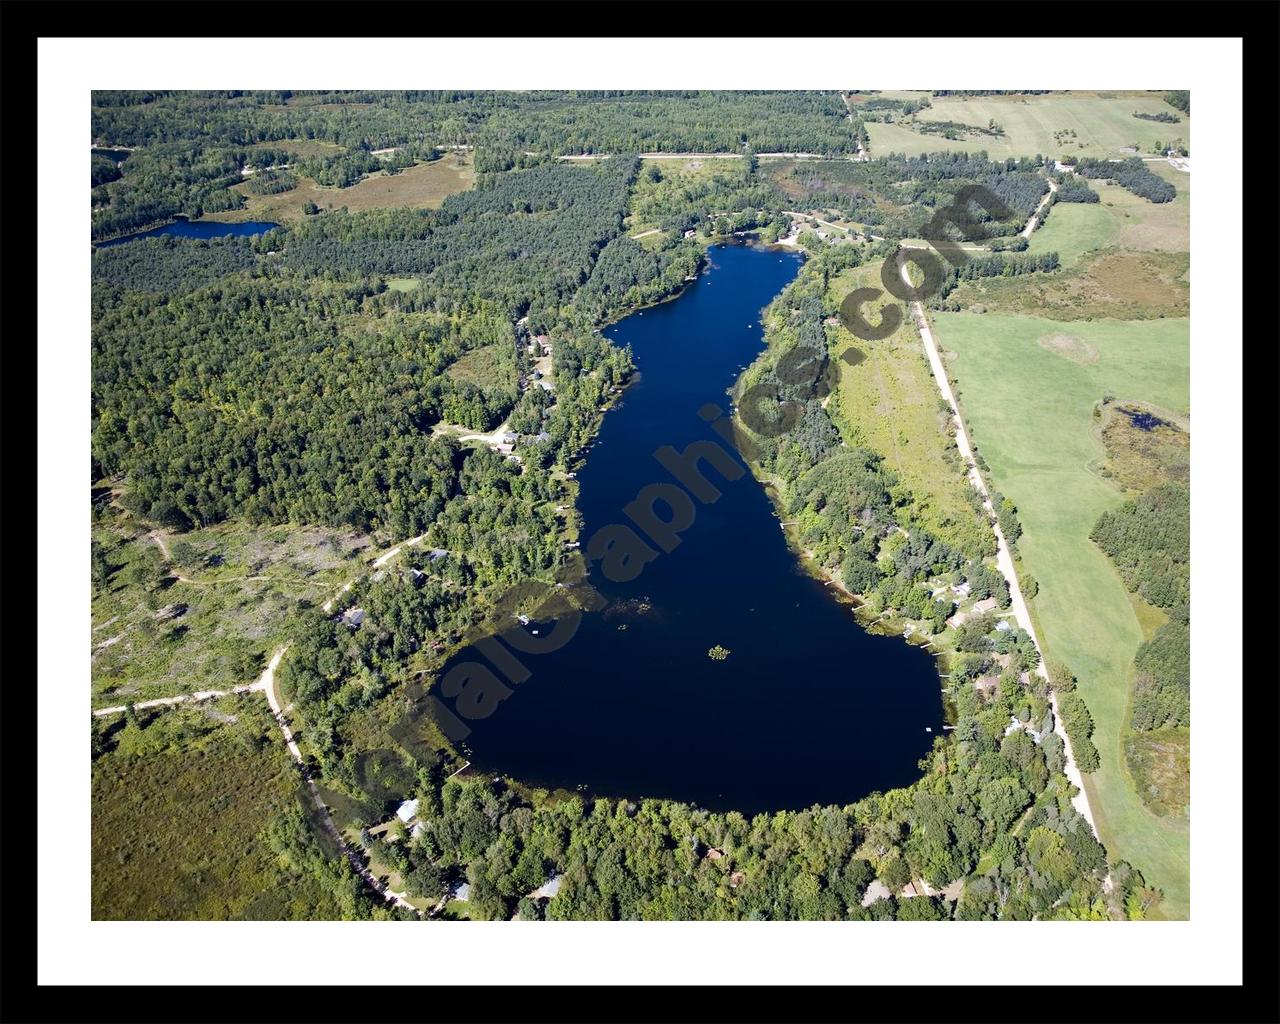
[[1020, 178, 1059, 239], [901, 256, 1098, 835]]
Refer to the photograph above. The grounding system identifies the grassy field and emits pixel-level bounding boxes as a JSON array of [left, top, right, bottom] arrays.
[[931, 311, 1190, 917], [866, 91, 1191, 160], [92, 698, 351, 919], [826, 263, 992, 559], [624, 156, 753, 235], [1125, 727, 1190, 818], [446, 343, 512, 390], [92, 502, 370, 706], [205, 153, 475, 224], [249, 138, 346, 159], [945, 249, 1189, 321], [1029, 165, 1190, 267]]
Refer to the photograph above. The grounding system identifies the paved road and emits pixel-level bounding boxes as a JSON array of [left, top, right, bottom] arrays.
[[901, 258, 1098, 835]]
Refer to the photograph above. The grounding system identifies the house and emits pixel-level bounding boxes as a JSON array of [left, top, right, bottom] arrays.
[[951, 581, 972, 598], [946, 612, 968, 630], [535, 431, 551, 443], [861, 879, 891, 907], [411, 821, 426, 840], [453, 882, 471, 903], [973, 597, 998, 614], [428, 548, 449, 561], [500, 432, 517, 445], [729, 871, 746, 888], [340, 606, 366, 628], [974, 674, 1000, 694], [493, 442, 514, 454], [528, 873, 562, 899], [683, 229, 696, 239], [704, 847, 725, 861], [995, 619, 1011, 631], [396, 798, 419, 824]]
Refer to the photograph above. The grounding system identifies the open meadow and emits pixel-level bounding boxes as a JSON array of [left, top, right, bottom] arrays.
[[826, 263, 992, 559], [866, 91, 1191, 161], [92, 697, 352, 920], [1028, 163, 1190, 267], [205, 153, 475, 224], [92, 502, 370, 707], [931, 310, 1190, 917]]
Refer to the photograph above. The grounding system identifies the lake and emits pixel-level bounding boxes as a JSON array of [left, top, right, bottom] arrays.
[[447, 242, 944, 815], [96, 219, 279, 248]]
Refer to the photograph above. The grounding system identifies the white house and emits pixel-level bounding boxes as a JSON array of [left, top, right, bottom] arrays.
[[396, 799, 419, 824]]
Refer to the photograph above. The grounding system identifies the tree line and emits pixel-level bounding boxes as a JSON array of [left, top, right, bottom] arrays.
[[1091, 483, 1190, 731], [1072, 157, 1177, 203]]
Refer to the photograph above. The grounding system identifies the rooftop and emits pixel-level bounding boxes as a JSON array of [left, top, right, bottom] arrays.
[[396, 798, 419, 823]]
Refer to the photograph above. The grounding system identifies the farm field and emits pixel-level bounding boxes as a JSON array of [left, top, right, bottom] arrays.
[[205, 153, 475, 224], [867, 91, 1191, 161], [1029, 163, 1190, 267], [931, 310, 1190, 918], [826, 263, 992, 559]]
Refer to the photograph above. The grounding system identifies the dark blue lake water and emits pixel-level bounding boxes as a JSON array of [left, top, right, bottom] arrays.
[[1123, 408, 1168, 432], [448, 242, 943, 815], [97, 220, 279, 248]]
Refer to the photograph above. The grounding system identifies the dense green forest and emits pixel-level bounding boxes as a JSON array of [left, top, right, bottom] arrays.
[[91, 91, 858, 240], [92, 159, 644, 535], [1071, 157, 1177, 203], [1091, 483, 1190, 731], [771, 153, 1048, 239], [1090, 483, 1189, 609], [90, 91, 1165, 922], [378, 731, 1150, 920], [1051, 173, 1100, 203]]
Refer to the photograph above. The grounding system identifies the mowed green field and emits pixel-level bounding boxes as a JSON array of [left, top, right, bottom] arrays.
[[868, 91, 1191, 161], [931, 311, 1191, 918], [1029, 164, 1191, 267]]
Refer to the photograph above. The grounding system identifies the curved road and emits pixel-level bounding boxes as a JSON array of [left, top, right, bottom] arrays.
[[94, 540, 427, 913]]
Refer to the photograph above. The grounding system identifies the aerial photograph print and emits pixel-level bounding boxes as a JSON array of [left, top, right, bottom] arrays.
[[85, 85, 1192, 925], [22, 23, 1265, 1008]]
